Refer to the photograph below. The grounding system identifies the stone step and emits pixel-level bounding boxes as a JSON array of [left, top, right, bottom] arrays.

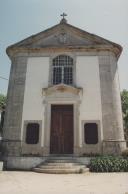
[[48, 155, 74, 157], [40, 162, 84, 167], [46, 159, 78, 163], [46, 157, 76, 160], [33, 157, 90, 174], [33, 167, 89, 174], [38, 165, 86, 169]]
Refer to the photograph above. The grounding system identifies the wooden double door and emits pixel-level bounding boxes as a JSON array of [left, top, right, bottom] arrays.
[[50, 105, 73, 154]]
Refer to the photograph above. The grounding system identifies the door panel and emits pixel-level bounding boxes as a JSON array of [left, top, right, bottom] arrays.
[[63, 112, 73, 154], [50, 105, 73, 154]]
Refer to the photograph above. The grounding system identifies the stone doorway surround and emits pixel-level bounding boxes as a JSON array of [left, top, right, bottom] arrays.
[[42, 84, 83, 156]]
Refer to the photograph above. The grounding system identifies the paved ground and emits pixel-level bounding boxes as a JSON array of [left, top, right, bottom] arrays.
[[0, 171, 128, 194]]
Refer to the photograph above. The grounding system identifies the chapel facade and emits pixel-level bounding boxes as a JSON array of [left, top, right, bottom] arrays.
[[3, 16, 126, 169]]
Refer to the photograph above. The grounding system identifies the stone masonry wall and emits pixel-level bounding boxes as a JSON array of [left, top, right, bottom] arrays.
[[3, 56, 27, 156], [99, 53, 126, 154]]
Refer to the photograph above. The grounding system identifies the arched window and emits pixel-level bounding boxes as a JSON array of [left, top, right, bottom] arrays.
[[52, 55, 73, 85]]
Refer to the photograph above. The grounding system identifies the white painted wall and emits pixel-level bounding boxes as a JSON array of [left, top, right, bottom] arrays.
[[21, 55, 102, 149], [76, 56, 102, 146], [21, 57, 49, 145], [76, 56, 102, 120]]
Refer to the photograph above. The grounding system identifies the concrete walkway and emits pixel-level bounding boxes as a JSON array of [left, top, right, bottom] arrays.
[[0, 171, 128, 194]]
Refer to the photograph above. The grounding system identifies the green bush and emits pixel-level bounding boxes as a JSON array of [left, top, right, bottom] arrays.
[[89, 156, 128, 172], [121, 149, 128, 157]]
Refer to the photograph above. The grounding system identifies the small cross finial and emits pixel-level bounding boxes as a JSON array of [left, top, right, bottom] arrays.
[[60, 13, 67, 19], [60, 13, 67, 23]]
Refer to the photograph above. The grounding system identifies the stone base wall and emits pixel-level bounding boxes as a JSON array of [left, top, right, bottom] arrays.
[[2, 141, 21, 156], [3, 140, 127, 170], [102, 140, 126, 155], [4, 156, 45, 170], [4, 156, 92, 170]]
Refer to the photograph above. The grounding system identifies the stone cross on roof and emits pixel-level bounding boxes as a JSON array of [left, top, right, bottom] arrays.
[[60, 13, 67, 23], [60, 13, 67, 19]]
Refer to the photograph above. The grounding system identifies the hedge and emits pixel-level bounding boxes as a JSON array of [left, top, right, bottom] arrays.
[[89, 156, 128, 172]]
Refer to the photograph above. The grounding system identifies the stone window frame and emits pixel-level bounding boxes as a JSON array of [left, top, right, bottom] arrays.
[[22, 120, 42, 148], [48, 53, 76, 87], [82, 120, 101, 146]]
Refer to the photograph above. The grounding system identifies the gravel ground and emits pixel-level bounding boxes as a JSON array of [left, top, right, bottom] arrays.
[[0, 171, 128, 194]]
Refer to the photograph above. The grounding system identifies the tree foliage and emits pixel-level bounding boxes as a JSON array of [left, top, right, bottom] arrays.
[[0, 94, 6, 110], [121, 90, 128, 141]]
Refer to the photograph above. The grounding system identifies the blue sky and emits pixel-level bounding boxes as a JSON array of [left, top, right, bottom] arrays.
[[0, 0, 128, 94]]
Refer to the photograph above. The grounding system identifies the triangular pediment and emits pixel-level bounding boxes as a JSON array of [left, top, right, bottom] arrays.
[[30, 29, 94, 47], [7, 21, 122, 58]]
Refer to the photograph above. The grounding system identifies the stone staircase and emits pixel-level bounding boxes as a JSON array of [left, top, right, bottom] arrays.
[[33, 157, 89, 174]]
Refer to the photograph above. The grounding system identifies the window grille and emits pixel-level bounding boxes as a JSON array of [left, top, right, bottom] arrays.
[[52, 55, 73, 85]]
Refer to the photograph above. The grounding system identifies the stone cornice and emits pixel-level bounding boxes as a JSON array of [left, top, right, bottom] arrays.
[[7, 45, 121, 59]]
